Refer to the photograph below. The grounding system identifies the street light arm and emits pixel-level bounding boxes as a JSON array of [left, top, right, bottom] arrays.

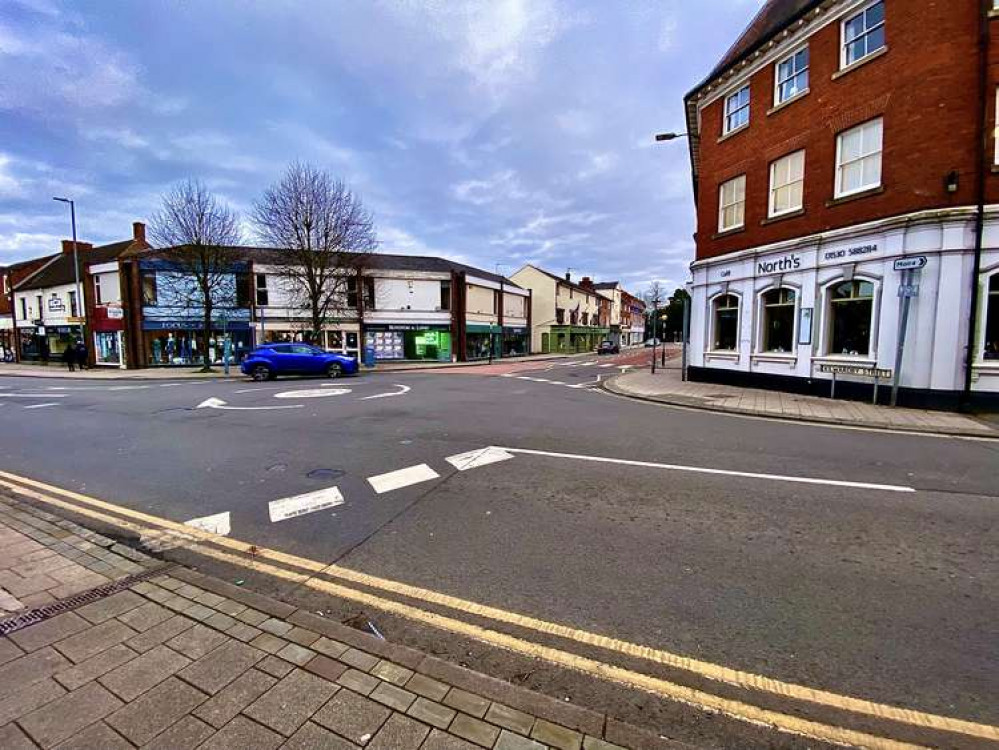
[[654, 132, 689, 142]]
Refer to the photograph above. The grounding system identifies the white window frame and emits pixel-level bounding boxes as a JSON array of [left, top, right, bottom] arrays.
[[718, 175, 747, 233], [709, 292, 741, 352], [840, 0, 885, 69], [723, 85, 751, 135], [756, 286, 798, 354], [835, 117, 883, 199], [774, 45, 809, 106], [94, 274, 103, 306], [821, 277, 878, 359], [769, 150, 805, 218]]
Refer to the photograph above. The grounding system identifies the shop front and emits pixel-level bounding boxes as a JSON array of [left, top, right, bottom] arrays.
[[256, 322, 361, 360], [465, 324, 501, 361], [546, 325, 608, 353], [503, 325, 529, 357], [91, 306, 126, 368], [143, 320, 252, 367], [364, 324, 451, 361], [18, 324, 80, 362], [0, 320, 14, 361]]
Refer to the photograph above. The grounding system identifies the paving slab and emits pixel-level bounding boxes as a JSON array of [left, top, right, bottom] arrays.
[[144, 715, 215, 750], [54, 642, 137, 690], [407, 696, 457, 729], [0, 720, 40, 750], [0, 677, 66, 725], [8, 612, 88, 652], [0, 647, 71, 699], [244, 668, 338, 736], [53, 618, 136, 663], [282, 720, 361, 750], [199, 715, 283, 750], [106, 675, 207, 745], [17, 681, 123, 748], [177, 639, 264, 693], [313, 688, 391, 745], [194, 667, 277, 728], [51, 721, 132, 750], [451, 713, 501, 747], [367, 712, 430, 749], [98, 643, 190, 701]]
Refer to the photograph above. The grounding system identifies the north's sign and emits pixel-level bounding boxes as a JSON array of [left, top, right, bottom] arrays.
[[892, 256, 927, 271], [757, 253, 801, 275]]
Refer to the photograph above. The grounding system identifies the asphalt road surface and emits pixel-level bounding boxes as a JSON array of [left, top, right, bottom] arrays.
[[0, 352, 996, 749]]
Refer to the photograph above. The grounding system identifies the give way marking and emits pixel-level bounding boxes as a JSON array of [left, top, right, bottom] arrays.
[[184, 511, 231, 536], [269, 487, 344, 522], [368, 463, 439, 494]]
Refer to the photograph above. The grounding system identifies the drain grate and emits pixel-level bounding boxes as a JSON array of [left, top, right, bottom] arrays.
[[0, 564, 172, 637]]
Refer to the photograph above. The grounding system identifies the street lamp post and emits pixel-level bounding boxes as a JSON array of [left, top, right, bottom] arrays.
[[52, 197, 84, 344]]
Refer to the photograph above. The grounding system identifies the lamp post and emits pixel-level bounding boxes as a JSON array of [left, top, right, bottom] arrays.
[[52, 197, 84, 344]]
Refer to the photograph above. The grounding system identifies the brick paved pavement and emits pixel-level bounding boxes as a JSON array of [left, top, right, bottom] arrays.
[[0, 496, 682, 750], [606, 366, 997, 437]]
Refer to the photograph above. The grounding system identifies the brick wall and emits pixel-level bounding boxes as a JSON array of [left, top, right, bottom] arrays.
[[691, 0, 993, 262]]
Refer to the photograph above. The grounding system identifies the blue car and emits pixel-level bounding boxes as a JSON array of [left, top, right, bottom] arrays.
[[240, 343, 359, 381]]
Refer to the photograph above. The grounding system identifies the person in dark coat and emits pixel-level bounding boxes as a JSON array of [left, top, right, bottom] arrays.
[[62, 345, 76, 372], [74, 340, 88, 371]]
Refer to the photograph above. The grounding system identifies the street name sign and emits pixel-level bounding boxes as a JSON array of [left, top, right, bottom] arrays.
[[819, 364, 892, 379]]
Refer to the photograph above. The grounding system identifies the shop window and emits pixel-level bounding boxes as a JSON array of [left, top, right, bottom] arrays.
[[775, 46, 808, 105], [712, 295, 739, 350], [235, 274, 251, 307], [760, 288, 796, 353], [836, 118, 882, 198], [94, 275, 103, 305], [440, 281, 451, 311], [718, 175, 746, 232], [769, 150, 805, 217], [984, 274, 999, 360], [841, 0, 884, 68], [255, 274, 269, 307], [827, 280, 874, 356], [723, 85, 750, 134], [142, 275, 158, 306]]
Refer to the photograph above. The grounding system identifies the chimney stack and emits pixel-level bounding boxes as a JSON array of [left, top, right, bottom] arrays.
[[133, 222, 146, 243], [580, 276, 594, 289], [61, 240, 93, 255], [565, 271, 571, 282]]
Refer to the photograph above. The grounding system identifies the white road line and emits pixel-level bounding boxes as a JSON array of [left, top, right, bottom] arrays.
[[269, 487, 345, 522], [23, 403, 58, 409], [235, 388, 266, 394], [497, 447, 917, 493], [445, 447, 515, 471], [360, 384, 411, 400], [598, 363, 615, 368], [274, 388, 351, 399], [3, 393, 67, 398], [500, 373, 515, 378], [368, 464, 440, 494], [184, 511, 231, 536]]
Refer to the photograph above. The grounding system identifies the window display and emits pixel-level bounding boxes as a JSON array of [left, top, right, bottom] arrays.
[[94, 332, 122, 366]]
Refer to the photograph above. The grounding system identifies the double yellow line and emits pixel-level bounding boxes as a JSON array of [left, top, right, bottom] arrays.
[[1, 469, 994, 750]]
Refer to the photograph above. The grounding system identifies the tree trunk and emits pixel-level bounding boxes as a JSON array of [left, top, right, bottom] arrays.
[[202, 300, 213, 372]]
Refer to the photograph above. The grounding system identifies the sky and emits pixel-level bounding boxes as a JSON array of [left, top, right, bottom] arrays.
[[0, 0, 764, 295]]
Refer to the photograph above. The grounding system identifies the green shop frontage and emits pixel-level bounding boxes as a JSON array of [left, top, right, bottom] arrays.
[[464, 324, 530, 360], [364, 324, 452, 361], [541, 325, 609, 354]]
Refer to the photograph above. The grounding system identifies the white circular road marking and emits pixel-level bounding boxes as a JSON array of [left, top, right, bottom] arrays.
[[273, 388, 352, 399]]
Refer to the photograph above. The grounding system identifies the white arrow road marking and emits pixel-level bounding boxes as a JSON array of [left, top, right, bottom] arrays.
[[269, 487, 345, 522], [368, 464, 439, 494], [359, 384, 411, 401], [274, 388, 351, 399], [23, 403, 59, 409], [497, 447, 917, 493], [196, 397, 302, 411], [184, 511, 231, 536], [445, 447, 515, 471]]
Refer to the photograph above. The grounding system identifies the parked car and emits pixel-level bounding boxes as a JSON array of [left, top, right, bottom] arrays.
[[240, 343, 359, 381], [644, 338, 662, 347], [597, 340, 619, 355]]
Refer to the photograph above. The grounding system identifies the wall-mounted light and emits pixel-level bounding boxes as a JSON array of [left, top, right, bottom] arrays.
[[945, 170, 959, 194]]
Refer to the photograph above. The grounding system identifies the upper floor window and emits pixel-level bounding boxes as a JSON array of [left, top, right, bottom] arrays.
[[718, 175, 746, 232], [775, 46, 809, 105], [235, 274, 251, 308], [836, 118, 883, 198], [94, 275, 103, 305], [255, 273, 269, 307], [556, 308, 565, 325], [440, 280, 451, 311], [723, 85, 751, 134], [769, 150, 805, 217], [842, 0, 885, 68], [363, 277, 375, 309], [141, 275, 157, 306], [20, 298, 27, 320], [68, 290, 77, 317]]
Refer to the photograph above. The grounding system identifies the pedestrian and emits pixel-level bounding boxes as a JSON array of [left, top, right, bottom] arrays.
[[75, 340, 88, 371], [62, 345, 76, 372]]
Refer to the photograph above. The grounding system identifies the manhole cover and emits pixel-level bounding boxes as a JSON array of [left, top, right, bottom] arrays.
[[308, 468, 345, 480]]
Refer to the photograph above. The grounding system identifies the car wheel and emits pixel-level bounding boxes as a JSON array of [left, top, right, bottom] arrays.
[[326, 363, 343, 379], [251, 365, 272, 382]]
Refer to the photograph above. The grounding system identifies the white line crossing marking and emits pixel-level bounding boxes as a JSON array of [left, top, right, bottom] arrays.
[[269, 487, 345, 522], [368, 464, 440, 494], [445, 447, 515, 471], [184, 511, 231, 536], [498, 447, 917, 493], [23, 403, 58, 409]]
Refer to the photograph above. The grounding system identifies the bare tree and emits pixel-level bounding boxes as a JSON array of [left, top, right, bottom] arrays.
[[149, 180, 243, 371], [252, 163, 377, 343]]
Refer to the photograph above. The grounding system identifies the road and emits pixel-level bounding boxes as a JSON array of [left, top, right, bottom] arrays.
[[0, 351, 996, 749]]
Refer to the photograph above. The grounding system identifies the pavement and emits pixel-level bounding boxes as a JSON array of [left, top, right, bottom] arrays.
[[605, 360, 999, 438], [0, 355, 995, 749], [0, 493, 662, 750]]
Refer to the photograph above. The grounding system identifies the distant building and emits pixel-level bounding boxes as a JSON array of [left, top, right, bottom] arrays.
[[683, 0, 997, 409], [593, 282, 647, 346], [510, 265, 609, 353]]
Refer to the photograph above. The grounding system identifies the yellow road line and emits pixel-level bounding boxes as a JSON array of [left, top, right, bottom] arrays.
[[1, 470, 995, 745], [0, 477, 927, 750]]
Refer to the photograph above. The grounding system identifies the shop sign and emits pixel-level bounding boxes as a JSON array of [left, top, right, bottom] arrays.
[[822, 243, 880, 264], [365, 323, 450, 332], [107, 306, 124, 319], [67, 316, 85, 324], [756, 253, 801, 275], [47, 297, 66, 313]]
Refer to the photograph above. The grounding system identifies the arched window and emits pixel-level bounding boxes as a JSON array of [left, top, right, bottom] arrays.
[[761, 288, 796, 352], [985, 274, 999, 360], [828, 280, 874, 356], [712, 295, 739, 350]]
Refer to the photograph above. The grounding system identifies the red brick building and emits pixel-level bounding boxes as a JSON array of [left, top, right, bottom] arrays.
[[1, 256, 57, 360], [683, 0, 997, 409]]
